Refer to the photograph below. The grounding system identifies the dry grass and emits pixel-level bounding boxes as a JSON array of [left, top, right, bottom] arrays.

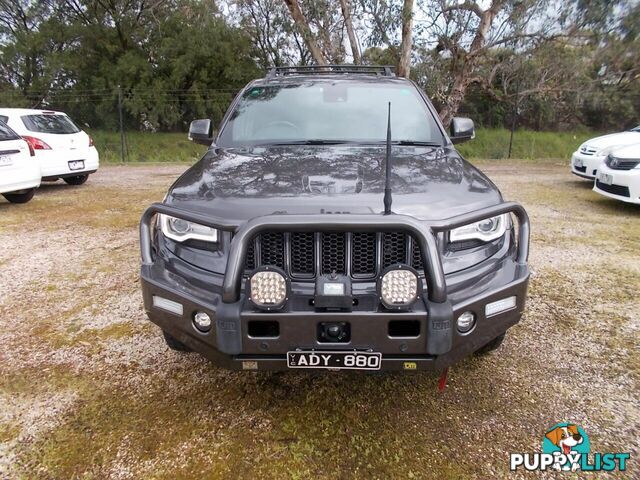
[[0, 162, 638, 479]]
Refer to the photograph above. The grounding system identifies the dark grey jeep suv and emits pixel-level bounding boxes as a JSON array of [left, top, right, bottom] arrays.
[[139, 65, 530, 372]]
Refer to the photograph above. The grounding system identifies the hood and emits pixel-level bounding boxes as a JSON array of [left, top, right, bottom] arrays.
[[166, 145, 502, 222], [609, 143, 640, 160], [583, 131, 640, 150]]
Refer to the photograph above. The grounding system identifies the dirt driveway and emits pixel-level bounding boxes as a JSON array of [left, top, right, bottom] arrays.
[[0, 162, 638, 479]]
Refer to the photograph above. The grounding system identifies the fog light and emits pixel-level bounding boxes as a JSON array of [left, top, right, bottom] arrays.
[[249, 268, 288, 310], [379, 266, 419, 310], [152, 295, 183, 316], [457, 311, 476, 333], [485, 296, 517, 317], [193, 311, 212, 332]]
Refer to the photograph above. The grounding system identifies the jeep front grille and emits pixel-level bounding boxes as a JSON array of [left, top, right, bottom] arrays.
[[245, 231, 425, 280]]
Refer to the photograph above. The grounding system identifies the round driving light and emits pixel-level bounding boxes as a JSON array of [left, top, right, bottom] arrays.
[[457, 311, 476, 333], [379, 266, 419, 310], [193, 311, 212, 332], [249, 268, 288, 310]]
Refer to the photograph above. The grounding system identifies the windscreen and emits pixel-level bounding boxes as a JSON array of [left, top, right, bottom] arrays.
[[217, 80, 443, 147], [0, 121, 20, 141], [21, 114, 81, 134]]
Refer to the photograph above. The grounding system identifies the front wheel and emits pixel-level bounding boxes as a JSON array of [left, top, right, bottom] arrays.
[[2, 188, 36, 204], [63, 174, 89, 185], [475, 333, 506, 355]]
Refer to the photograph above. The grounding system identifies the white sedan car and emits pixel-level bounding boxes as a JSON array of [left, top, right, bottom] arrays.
[[593, 143, 640, 204], [0, 120, 41, 203], [571, 126, 640, 179], [0, 108, 99, 185]]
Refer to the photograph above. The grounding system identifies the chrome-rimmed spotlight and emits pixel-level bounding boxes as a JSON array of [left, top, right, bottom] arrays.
[[377, 265, 420, 310], [457, 311, 476, 334], [248, 266, 289, 311], [193, 311, 212, 333]]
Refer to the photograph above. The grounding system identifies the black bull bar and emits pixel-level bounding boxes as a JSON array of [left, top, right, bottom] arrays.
[[140, 202, 529, 356]]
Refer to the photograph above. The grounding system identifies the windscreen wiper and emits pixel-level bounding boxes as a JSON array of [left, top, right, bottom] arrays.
[[391, 140, 442, 147], [267, 139, 358, 146]]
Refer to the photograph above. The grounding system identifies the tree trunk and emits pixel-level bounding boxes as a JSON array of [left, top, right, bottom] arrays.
[[438, 73, 469, 127], [282, 0, 327, 65], [438, 1, 502, 124], [339, 0, 361, 64], [396, 0, 414, 77]]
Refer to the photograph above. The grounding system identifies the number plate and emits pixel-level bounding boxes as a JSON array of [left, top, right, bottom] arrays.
[[0, 155, 12, 167], [598, 172, 613, 185], [287, 351, 382, 370], [573, 157, 583, 168], [68, 160, 85, 171]]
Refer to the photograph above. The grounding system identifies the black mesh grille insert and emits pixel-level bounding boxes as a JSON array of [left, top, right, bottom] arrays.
[[245, 230, 422, 279], [321, 232, 346, 274], [290, 233, 315, 276], [246, 240, 256, 270], [260, 232, 285, 268], [383, 232, 406, 267], [410, 238, 423, 270], [352, 233, 377, 276]]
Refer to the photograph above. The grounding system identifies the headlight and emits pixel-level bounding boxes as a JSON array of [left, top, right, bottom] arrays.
[[159, 214, 219, 243], [450, 214, 509, 243]]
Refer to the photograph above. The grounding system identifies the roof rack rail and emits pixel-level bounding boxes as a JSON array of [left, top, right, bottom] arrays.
[[266, 65, 396, 78]]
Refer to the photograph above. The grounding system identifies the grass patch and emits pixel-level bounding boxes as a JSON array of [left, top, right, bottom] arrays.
[[89, 130, 207, 163], [457, 128, 597, 160], [89, 128, 598, 164]]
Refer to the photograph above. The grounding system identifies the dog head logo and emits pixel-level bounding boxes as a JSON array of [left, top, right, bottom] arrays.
[[545, 424, 583, 455], [542, 423, 590, 456]]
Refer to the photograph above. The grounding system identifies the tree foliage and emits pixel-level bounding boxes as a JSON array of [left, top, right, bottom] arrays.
[[0, 0, 637, 131]]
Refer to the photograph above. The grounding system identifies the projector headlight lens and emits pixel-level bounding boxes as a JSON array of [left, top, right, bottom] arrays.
[[450, 214, 509, 243], [249, 269, 288, 309], [379, 267, 419, 309], [159, 214, 219, 243]]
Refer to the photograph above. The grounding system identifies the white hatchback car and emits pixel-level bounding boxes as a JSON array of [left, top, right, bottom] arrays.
[[0, 108, 99, 185], [571, 126, 640, 179], [593, 143, 640, 204], [0, 120, 41, 203]]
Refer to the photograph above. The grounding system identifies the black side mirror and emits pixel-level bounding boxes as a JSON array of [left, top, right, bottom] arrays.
[[188, 119, 214, 146], [450, 117, 475, 144]]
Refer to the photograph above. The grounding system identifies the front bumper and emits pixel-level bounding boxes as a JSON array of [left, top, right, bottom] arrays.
[[593, 164, 640, 204], [140, 203, 530, 371], [38, 147, 100, 180], [571, 152, 604, 179]]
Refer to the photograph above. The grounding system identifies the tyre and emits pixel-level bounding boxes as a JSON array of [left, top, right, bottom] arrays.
[[475, 333, 506, 355], [162, 331, 192, 352], [2, 188, 36, 204], [63, 174, 89, 185]]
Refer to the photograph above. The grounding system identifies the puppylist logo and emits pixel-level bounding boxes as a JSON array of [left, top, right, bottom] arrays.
[[510, 423, 631, 473]]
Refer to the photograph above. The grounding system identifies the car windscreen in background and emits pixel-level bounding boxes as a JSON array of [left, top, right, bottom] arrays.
[[0, 115, 8, 124], [0, 121, 20, 141], [21, 114, 81, 134]]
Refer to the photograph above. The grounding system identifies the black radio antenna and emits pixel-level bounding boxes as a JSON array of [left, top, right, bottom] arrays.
[[383, 102, 393, 215]]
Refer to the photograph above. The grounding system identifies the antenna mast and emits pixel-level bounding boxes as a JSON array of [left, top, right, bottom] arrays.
[[383, 102, 393, 215]]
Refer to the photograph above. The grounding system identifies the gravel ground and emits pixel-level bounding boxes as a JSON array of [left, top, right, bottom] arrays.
[[0, 162, 638, 479]]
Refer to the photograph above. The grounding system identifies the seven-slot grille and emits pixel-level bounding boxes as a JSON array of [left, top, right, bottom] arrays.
[[245, 232, 425, 280]]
